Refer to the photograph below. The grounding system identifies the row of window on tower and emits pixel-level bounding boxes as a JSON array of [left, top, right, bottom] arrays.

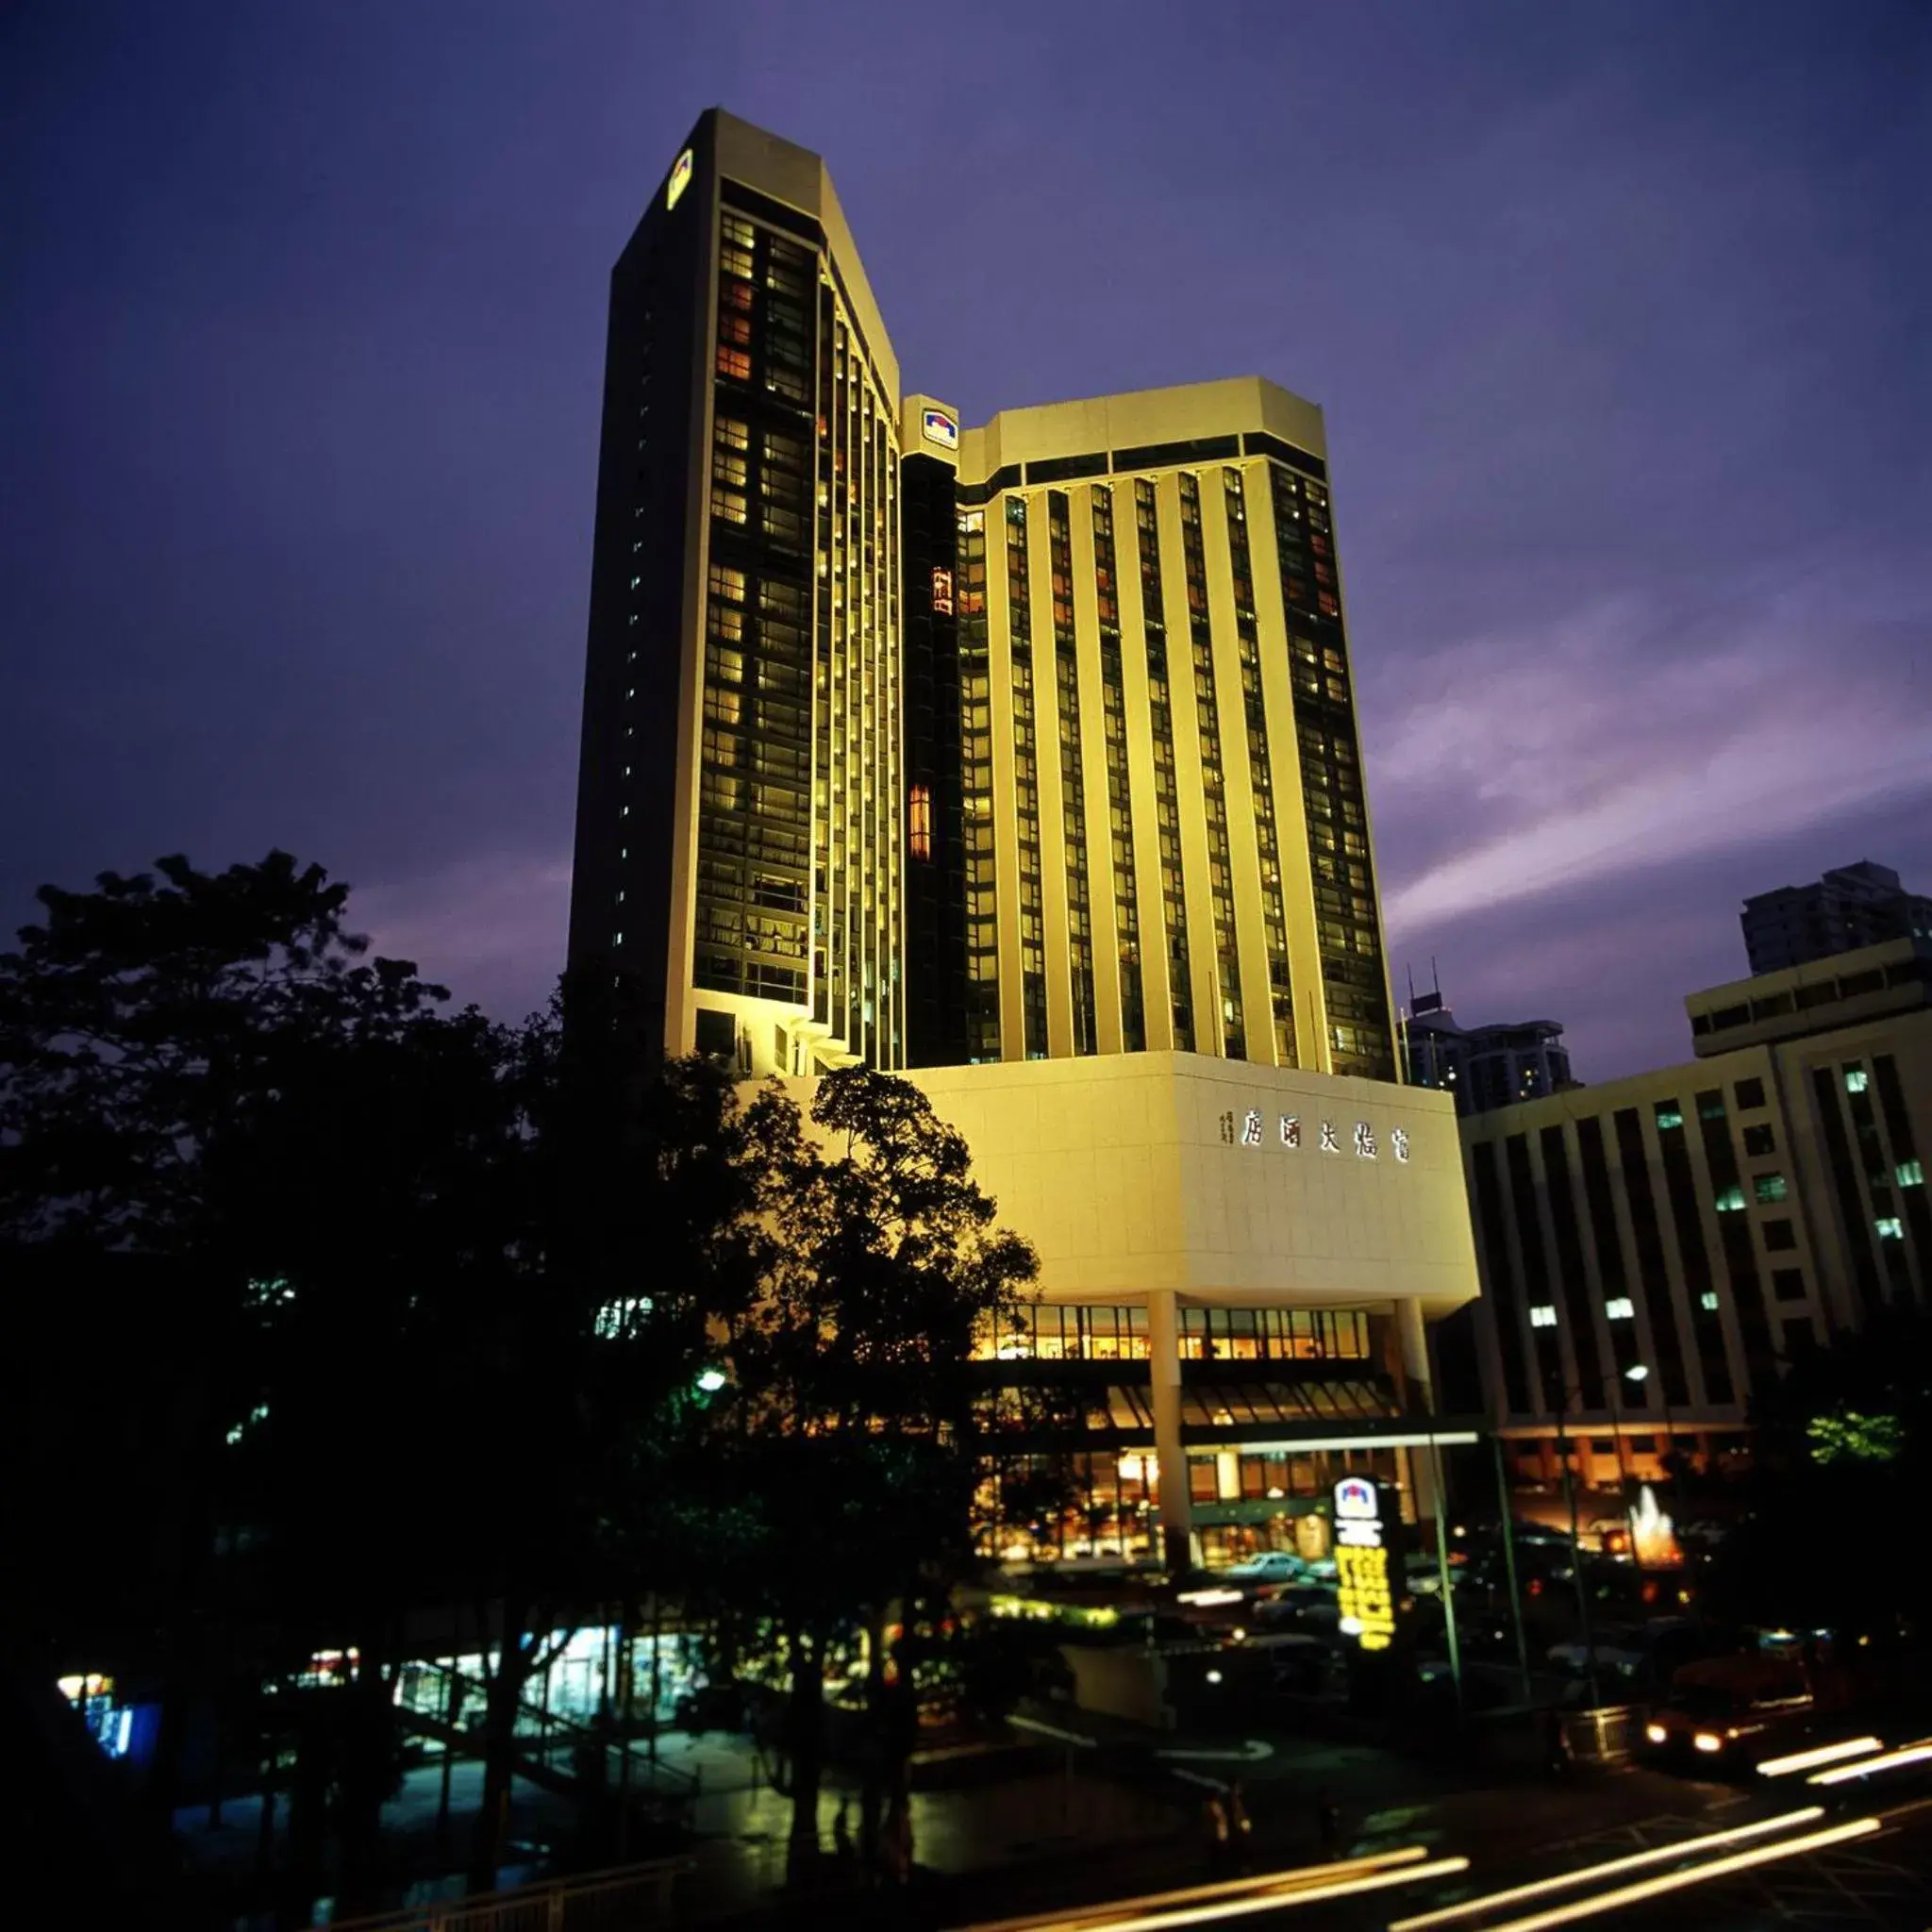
[[939, 464, 1393, 1079]]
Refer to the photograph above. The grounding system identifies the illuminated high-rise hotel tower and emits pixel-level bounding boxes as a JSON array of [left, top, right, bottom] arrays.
[[570, 111, 1477, 1573], [568, 110, 905, 1074], [569, 111, 1397, 1089]]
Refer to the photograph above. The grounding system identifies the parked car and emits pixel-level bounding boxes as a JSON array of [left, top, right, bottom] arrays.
[[1222, 1551, 1307, 1583], [1549, 1618, 1722, 1692], [1256, 1584, 1341, 1632]]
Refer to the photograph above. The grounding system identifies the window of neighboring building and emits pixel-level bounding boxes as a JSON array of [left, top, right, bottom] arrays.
[[1782, 1318, 1816, 1355], [1696, 1091, 1726, 1121], [1528, 1304, 1557, 1328], [1762, 1219, 1797, 1252], [1699, 1291, 1721, 1310], [1655, 1101, 1684, 1130], [1735, 1077, 1767, 1109], [1843, 1065, 1870, 1094], [1754, 1173, 1789, 1204], [1743, 1124, 1776, 1157], [1876, 1216, 1905, 1241], [1772, 1268, 1807, 1301], [1900, 1159, 1926, 1189], [1714, 1184, 1746, 1213], [1606, 1297, 1636, 1321]]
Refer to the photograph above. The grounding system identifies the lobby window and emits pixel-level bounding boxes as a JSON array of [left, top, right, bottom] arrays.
[[1605, 1297, 1635, 1321], [1754, 1173, 1789, 1205], [1742, 1124, 1776, 1157], [1844, 1065, 1870, 1094], [1762, 1219, 1797, 1251], [1772, 1269, 1807, 1302], [1528, 1304, 1557, 1328]]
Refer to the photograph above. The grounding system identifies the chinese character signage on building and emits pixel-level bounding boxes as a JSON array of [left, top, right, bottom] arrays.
[[922, 407, 959, 450], [1218, 1107, 1410, 1164], [931, 566, 954, 615], [666, 147, 693, 210], [1332, 1474, 1399, 1652]]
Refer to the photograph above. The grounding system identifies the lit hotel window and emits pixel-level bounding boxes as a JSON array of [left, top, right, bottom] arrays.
[[1528, 1305, 1557, 1329], [1605, 1297, 1636, 1321], [908, 784, 932, 862]]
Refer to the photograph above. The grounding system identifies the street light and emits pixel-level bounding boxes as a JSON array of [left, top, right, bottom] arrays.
[[1617, 1362, 1677, 1491], [1557, 1361, 1666, 1704], [1550, 1388, 1602, 1707]]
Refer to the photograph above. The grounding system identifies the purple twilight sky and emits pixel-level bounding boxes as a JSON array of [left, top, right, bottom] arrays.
[[5, 2, 1928, 1081]]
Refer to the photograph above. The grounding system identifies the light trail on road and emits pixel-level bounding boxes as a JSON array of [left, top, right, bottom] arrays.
[[1808, 1740, 1932, 1785], [1434, 1815, 1881, 1932], [949, 1847, 1465, 1932], [1756, 1736, 1882, 1777], [1385, 1807, 1826, 1932]]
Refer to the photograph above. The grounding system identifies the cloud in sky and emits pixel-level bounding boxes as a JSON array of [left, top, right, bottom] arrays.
[[1376, 603, 1932, 939]]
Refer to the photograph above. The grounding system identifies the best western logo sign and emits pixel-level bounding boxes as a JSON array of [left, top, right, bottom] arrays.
[[1333, 1475, 1397, 1652], [666, 148, 693, 211], [922, 408, 959, 451]]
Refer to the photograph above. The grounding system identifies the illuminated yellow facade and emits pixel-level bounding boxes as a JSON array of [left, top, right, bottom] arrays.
[[905, 379, 1398, 1081]]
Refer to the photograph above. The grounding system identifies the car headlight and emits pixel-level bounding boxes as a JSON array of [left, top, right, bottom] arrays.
[[1693, 1732, 1724, 1753], [1645, 1724, 1667, 1744]]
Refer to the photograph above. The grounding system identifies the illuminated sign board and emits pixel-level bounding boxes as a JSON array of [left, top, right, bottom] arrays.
[[1220, 1108, 1409, 1162], [931, 566, 955, 615], [1332, 1474, 1398, 1652], [666, 148, 693, 210], [922, 408, 959, 451]]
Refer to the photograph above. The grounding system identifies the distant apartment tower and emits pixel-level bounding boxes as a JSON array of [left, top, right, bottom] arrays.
[[1403, 991, 1573, 1115], [1451, 937, 1932, 1494], [1741, 860, 1932, 976], [569, 109, 1400, 1084]]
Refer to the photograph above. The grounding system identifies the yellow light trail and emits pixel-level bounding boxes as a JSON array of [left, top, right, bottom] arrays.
[[1454, 1817, 1880, 1932], [1757, 1737, 1881, 1777], [955, 1851, 1434, 1932], [1808, 1740, 1932, 1785], [1385, 1807, 1825, 1932], [953, 1852, 1468, 1932]]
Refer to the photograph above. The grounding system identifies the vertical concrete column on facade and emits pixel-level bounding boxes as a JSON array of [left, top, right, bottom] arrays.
[[1396, 1297, 1440, 1521], [1147, 1289, 1192, 1572]]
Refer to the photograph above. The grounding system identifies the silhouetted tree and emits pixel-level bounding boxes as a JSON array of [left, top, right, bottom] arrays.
[[700, 1069, 1038, 1873]]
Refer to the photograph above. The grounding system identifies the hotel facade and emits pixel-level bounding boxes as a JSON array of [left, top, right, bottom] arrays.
[[568, 109, 1479, 1567]]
